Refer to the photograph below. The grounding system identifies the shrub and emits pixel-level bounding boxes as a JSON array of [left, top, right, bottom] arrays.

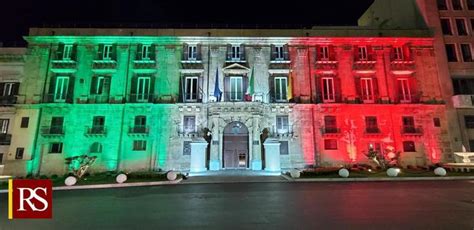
[[39, 175, 49, 179], [51, 174, 58, 180]]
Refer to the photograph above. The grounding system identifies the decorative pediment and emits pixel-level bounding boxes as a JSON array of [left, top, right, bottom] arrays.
[[222, 63, 250, 75]]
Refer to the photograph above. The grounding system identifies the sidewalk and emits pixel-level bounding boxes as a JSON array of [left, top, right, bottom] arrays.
[[282, 174, 474, 182]]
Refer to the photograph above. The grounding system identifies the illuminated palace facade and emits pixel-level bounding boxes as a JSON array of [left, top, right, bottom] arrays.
[[0, 1, 456, 176]]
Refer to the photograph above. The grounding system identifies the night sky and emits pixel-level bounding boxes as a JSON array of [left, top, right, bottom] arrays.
[[1, 0, 374, 46]]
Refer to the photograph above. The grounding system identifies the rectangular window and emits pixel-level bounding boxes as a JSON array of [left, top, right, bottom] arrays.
[[319, 46, 330, 60], [133, 140, 147, 151], [0, 153, 3, 164], [452, 0, 463, 10], [102, 45, 113, 60], [49, 143, 63, 154], [134, 116, 147, 133], [276, 116, 289, 134], [322, 77, 335, 102], [183, 116, 196, 133], [136, 76, 151, 102], [365, 116, 379, 133], [446, 44, 458, 62], [465, 115, 474, 128], [0, 82, 19, 96], [0, 119, 9, 134], [231, 45, 241, 60], [274, 77, 288, 102], [402, 116, 416, 133], [229, 76, 243, 101], [280, 141, 289, 155], [54, 76, 69, 102], [360, 78, 375, 103], [393, 46, 404, 60], [15, 148, 24, 159], [185, 76, 199, 102], [440, 18, 453, 35], [437, 0, 448, 10], [62, 44, 73, 60], [461, 44, 473, 62], [20, 117, 29, 128], [468, 0, 474, 10], [358, 46, 368, 60], [92, 116, 105, 134], [50, 117, 64, 134], [188, 45, 197, 60], [183, 141, 191, 155], [452, 78, 474, 94], [324, 139, 338, 150], [456, 18, 468, 35], [324, 116, 338, 133], [403, 141, 416, 152], [275, 45, 284, 60], [397, 78, 412, 103], [141, 44, 151, 60], [469, 139, 474, 151], [91, 76, 111, 95], [433, 118, 441, 127]]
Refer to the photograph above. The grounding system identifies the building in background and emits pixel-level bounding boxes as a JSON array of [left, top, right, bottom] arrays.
[[0, 0, 456, 176]]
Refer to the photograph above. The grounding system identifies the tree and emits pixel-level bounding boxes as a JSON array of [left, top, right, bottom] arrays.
[[65, 155, 98, 178], [364, 145, 401, 170]]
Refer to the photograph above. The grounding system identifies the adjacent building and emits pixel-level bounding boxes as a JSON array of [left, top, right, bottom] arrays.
[[0, 0, 456, 176]]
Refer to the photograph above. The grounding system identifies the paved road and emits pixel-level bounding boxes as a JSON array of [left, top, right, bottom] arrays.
[[1, 180, 473, 230]]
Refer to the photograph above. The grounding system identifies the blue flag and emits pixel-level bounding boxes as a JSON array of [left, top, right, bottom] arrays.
[[213, 67, 222, 101]]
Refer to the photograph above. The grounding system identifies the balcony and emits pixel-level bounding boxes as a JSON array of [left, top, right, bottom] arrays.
[[177, 125, 199, 138], [353, 55, 377, 73], [315, 94, 343, 104], [133, 59, 157, 70], [396, 94, 421, 104], [269, 93, 289, 103], [270, 125, 294, 138], [0, 95, 17, 105], [128, 125, 149, 136], [401, 126, 423, 136], [43, 94, 73, 103], [127, 94, 155, 103], [452, 95, 474, 108], [315, 60, 338, 74], [364, 127, 382, 136], [87, 95, 110, 104], [178, 93, 203, 103], [51, 59, 77, 70], [0, 134, 12, 145], [223, 92, 253, 102], [321, 127, 341, 137], [85, 126, 107, 137], [390, 60, 415, 75], [92, 59, 117, 70], [41, 126, 65, 136]]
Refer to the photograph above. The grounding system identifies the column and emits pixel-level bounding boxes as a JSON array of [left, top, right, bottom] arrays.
[[251, 116, 262, 170], [190, 138, 209, 173], [264, 138, 281, 172]]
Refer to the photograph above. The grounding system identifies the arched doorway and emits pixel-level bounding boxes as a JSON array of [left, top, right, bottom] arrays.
[[223, 121, 249, 169]]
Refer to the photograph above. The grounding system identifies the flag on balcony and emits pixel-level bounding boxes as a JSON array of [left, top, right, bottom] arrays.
[[245, 67, 255, 101], [213, 67, 222, 102], [287, 70, 293, 101]]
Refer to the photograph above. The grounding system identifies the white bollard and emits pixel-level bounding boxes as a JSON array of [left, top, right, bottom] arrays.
[[338, 168, 350, 178], [116, 173, 128, 183], [434, 167, 447, 176], [167, 171, 178, 181], [290, 169, 301, 178], [65, 176, 77, 186], [387, 168, 400, 177]]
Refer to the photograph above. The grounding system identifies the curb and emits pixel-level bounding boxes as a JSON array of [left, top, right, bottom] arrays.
[[285, 176, 474, 182], [0, 178, 182, 194]]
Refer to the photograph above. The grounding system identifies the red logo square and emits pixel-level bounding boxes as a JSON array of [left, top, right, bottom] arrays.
[[9, 179, 53, 219]]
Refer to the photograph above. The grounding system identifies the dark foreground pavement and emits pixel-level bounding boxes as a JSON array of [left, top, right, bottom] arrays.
[[1, 180, 473, 230]]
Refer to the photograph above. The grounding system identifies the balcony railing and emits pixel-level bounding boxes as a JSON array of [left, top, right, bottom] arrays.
[[178, 93, 203, 103], [365, 127, 381, 134], [129, 125, 149, 134], [401, 126, 423, 135], [269, 94, 289, 103], [321, 127, 341, 135], [88, 95, 110, 104], [41, 126, 65, 136], [86, 126, 106, 136], [0, 134, 12, 145], [177, 125, 199, 137], [0, 95, 17, 105], [43, 94, 73, 103], [223, 92, 252, 102], [270, 125, 294, 137], [127, 94, 155, 103]]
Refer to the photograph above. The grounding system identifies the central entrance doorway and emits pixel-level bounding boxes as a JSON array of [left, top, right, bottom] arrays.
[[223, 121, 249, 169]]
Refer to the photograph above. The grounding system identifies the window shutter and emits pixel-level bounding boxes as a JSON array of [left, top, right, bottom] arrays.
[[373, 78, 379, 98], [334, 77, 342, 102], [130, 76, 138, 101], [224, 76, 230, 101], [354, 77, 361, 99], [111, 44, 117, 61], [48, 76, 57, 94], [390, 47, 396, 61], [183, 43, 189, 60], [90, 76, 98, 94], [240, 44, 246, 60], [57, 43, 65, 60], [11, 83, 20, 95], [149, 76, 155, 101], [71, 44, 78, 61], [329, 46, 336, 61], [97, 44, 104, 60], [367, 46, 374, 60], [410, 78, 418, 102], [0, 83, 4, 96], [136, 44, 143, 60], [67, 76, 74, 103], [243, 75, 249, 95], [315, 77, 322, 102], [178, 76, 184, 103], [353, 46, 359, 61], [269, 76, 275, 102], [226, 44, 232, 60], [404, 45, 412, 61], [198, 76, 203, 101], [270, 44, 276, 60], [283, 44, 290, 60], [196, 44, 202, 60], [149, 44, 156, 60]]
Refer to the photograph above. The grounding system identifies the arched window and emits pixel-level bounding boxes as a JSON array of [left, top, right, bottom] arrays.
[[90, 142, 103, 153]]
